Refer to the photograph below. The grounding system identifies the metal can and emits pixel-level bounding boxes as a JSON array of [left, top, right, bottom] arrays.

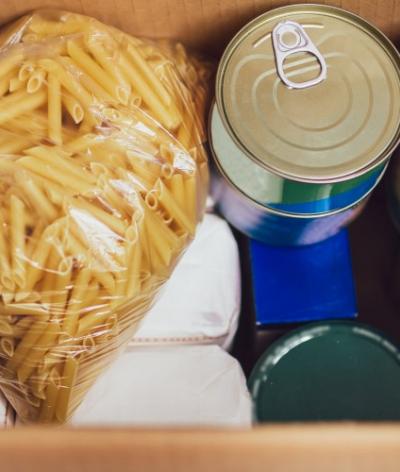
[[249, 321, 400, 422], [210, 4, 400, 245]]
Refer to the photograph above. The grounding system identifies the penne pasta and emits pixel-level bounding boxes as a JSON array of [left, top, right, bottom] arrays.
[[92, 269, 116, 294], [183, 173, 198, 223], [39, 247, 62, 304], [80, 282, 101, 312], [10, 195, 26, 290], [24, 220, 62, 293], [6, 111, 47, 136], [1, 337, 15, 358], [176, 121, 192, 149], [119, 51, 180, 130], [59, 56, 115, 105], [0, 70, 17, 97], [0, 50, 24, 80], [0, 89, 46, 125], [47, 73, 62, 145], [39, 58, 93, 110], [27, 69, 46, 93], [81, 334, 96, 353], [68, 219, 121, 273], [55, 356, 79, 423], [18, 156, 93, 194], [12, 318, 34, 338], [67, 41, 120, 101], [22, 33, 40, 44], [39, 347, 64, 373], [50, 257, 73, 319], [18, 61, 35, 81], [26, 146, 96, 185], [17, 322, 60, 383], [0, 211, 14, 292], [29, 18, 84, 36], [0, 319, 13, 336], [68, 196, 128, 236], [161, 162, 174, 180], [169, 173, 185, 206], [145, 191, 158, 211], [38, 367, 60, 422], [0, 303, 49, 318], [77, 305, 112, 338], [155, 179, 196, 236], [62, 268, 92, 336], [125, 241, 142, 298], [6, 319, 49, 372], [126, 154, 159, 187], [14, 290, 41, 304], [15, 171, 58, 223], [0, 136, 32, 154], [144, 204, 179, 266], [9, 77, 25, 92], [126, 44, 172, 107], [30, 368, 49, 400], [0, 10, 210, 424], [62, 91, 84, 124], [100, 181, 129, 218], [128, 93, 142, 108], [85, 38, 131, 105], [65, 133, 105, 154]]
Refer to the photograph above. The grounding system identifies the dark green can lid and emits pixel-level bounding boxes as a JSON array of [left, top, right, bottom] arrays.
[[249, 321, 400, 422]]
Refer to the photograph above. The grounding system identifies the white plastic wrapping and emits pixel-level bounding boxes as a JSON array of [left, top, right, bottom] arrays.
[[130, 214, 241, 350], [71, 345, 252, 427], [0, 392, 13, 427]]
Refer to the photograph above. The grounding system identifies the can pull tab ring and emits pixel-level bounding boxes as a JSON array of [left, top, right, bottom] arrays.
[[272, 20, 327, 89]]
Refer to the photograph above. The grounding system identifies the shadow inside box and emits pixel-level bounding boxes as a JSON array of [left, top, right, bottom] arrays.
[[230, 177, 400, 378], [230, 225, 298, 377], [349, 179, 400, 341]]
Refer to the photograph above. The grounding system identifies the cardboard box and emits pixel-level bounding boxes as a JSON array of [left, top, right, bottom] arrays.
[[0, 1, 400, 470]]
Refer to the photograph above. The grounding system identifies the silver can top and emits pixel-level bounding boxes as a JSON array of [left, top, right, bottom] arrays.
[[216, 4, 400, 182]]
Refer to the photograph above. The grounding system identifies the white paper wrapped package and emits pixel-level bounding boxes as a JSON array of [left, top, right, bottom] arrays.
[[0, 393, 13, 427], [130, 214, 241, 350], [71, 345, 252, 427]]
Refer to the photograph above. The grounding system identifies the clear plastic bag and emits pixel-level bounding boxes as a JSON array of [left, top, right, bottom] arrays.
[[0, 9, 211, 423]]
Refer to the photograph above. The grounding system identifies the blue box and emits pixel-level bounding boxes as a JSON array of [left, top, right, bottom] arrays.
[[250, 229, 357, 326]]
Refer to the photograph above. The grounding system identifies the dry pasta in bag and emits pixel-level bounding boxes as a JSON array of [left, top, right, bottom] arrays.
[[0, 9, 212, 423]]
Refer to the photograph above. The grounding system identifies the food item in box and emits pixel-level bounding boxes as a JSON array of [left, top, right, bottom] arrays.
[[71, 345, 252, 427], [131, 213, 241, 350], [210, 4, 400, 245], [0, 10, 211, 423], [250, 229, 357, 325], [249, 321, 400, 422]]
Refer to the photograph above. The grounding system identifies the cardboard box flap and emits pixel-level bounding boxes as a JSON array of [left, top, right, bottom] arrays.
[[0, 1, 398, 54]]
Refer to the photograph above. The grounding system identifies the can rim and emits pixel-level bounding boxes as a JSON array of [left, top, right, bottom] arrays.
[[209, 102, 388, 219], [216, 3, 400, 184], [248, 320, 400, 420]]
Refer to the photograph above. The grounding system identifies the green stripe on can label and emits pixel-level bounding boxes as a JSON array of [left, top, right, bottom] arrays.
[[210, 103, 387, 216]]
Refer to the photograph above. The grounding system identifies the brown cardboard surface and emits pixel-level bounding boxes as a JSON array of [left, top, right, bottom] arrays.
[[0, 0, 399, 468], [0, 1, 399, 53], [0, 424, 400, 472]]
